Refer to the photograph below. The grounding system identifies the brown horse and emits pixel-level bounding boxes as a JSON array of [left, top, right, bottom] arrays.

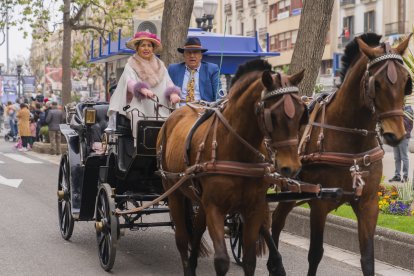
[[157, 59, 307, 276], [270, 33, 412, 276]]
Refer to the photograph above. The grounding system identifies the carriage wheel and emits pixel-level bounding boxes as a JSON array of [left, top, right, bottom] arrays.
[[57, 154, 74, 240], [95, 183, 118, 271], [229, 213, 243, 265]]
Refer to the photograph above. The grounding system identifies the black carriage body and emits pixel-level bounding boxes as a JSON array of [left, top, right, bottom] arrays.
[[60, 103, 109, 220], [102, 114, 164, 195]]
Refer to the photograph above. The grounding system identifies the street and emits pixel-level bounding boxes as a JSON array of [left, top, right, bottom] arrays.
[[0, 140, 364, 275]]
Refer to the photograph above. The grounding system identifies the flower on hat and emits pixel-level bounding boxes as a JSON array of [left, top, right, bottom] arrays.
[[126, 31, 162, 51]]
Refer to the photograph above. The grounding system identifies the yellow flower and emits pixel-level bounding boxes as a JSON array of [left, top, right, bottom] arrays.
[[378, 192, 382, 196], [391, 200, 396, 204], [384, 195, 390, 199], [411, 210, 414, 216], [391, 192, 397, 196]]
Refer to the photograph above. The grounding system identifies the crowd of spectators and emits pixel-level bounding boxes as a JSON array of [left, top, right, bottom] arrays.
[[0, 93, 63, 153]]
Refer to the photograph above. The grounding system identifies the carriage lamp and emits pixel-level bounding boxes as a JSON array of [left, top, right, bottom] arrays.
[[84, 107, 97, 125]]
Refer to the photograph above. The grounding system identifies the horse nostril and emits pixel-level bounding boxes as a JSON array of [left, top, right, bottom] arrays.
[[280, 167, 292, 177]]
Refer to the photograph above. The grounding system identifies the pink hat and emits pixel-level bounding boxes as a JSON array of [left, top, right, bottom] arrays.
[[126, 31, 162, 52]]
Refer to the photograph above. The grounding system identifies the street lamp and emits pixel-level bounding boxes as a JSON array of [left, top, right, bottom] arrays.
[[87, 77, 94, 98], [16, 56, 24, 99], [203, 0, 218, 32], [193, 0, 218, 32]]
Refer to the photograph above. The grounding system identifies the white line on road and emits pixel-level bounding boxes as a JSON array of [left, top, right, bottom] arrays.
[[3, 154, 43, 164], [0, 175, 22, 188]]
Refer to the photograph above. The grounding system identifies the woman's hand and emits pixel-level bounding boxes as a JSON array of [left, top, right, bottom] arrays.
[[169, 93, 181, 104], [141, 88, 155, 98]]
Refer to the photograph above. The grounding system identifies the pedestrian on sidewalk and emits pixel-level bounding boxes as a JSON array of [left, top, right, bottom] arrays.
[[389, 105, 413, 183], [45, 102, 63, 155], [16, 103, 31, 152]]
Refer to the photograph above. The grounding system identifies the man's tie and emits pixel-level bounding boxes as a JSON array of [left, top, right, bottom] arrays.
[[186, 69, 196, 102]]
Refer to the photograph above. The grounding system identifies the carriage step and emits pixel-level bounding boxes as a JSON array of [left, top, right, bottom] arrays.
[[120, 222, 174, 229], [266, 188, 342, 202]]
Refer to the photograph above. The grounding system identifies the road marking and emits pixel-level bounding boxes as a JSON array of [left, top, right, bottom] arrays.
[[3, 154, 43, 164], [0, 175, 22, 188]]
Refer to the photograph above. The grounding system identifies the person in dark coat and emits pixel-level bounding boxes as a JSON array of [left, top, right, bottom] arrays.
[[389, 105, 413, 183], [45, 102, 63, 155]]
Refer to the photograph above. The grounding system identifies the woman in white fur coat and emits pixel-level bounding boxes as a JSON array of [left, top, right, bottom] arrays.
[[107, 31, 181, 139]]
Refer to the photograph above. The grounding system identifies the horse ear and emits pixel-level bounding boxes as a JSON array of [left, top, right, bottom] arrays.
[[288, 69, 305, 86], [261, 70, 274, 91], [394, 33, 413, 55], [356, 37, 377, 60]]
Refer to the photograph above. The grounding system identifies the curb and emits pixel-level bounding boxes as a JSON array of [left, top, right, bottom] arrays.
[[32, 142, 68, 154], [277, 205, 414, 271]]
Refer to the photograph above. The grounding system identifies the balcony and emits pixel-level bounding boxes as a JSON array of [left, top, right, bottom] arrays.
[[248, 0, 256, 8], [224, 3, 232, 15], [236, 0, 243, 10], [360, 0, 376, 3], [261, 0, 268, 4], [340, 0, 355, 8], [385, 21, 408, 36], [246, 30, 255, 37], [259, 27, 267, 39]]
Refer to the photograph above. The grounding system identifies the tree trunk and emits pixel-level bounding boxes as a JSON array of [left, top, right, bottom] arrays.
[[289, 0, 334, 96], [160, 0, 194, 66], [61, 0, 72, 106]]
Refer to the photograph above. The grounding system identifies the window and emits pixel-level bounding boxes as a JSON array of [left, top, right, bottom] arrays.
[[343, 16, 354, 36], [270, 29, 298, 52], [364, 11, 375, 33], [269, 4, 278, 22]]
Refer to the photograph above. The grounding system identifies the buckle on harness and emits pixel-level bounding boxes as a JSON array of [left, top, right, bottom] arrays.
[[363, 155, 371, 166]]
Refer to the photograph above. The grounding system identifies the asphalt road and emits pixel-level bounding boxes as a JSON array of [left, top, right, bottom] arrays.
[[0, 140, 363, 276]]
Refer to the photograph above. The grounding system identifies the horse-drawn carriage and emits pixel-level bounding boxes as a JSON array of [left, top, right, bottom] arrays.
[[57, 32, 412, 275]]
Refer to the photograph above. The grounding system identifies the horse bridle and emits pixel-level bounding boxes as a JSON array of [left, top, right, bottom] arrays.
[[362, 42, 411, 119], [256, 73, 307, 153]]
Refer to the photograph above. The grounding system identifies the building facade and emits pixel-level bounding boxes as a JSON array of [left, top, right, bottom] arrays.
[[222, 0, 269, 50]]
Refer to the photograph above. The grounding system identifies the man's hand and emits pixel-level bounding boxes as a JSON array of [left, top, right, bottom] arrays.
[[169, 93, 181, 104]]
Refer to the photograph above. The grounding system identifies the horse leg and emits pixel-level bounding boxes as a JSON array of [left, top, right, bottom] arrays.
[[260, 225, 286, 276], [188, 205, 208, 274], [307, 202, 330, 276], [271, 201, 296, 247], [244, 202, 283, 276], [350, 198, 379, 276], [168, 192, 193, 276], [205, 205, 229, 276], [267, 202, 295, 275]]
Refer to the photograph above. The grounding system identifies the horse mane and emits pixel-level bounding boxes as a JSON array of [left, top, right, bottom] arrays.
[[230, 59, 272, 87], [339, 33, 382, 83], [228, 59, 272, 100]]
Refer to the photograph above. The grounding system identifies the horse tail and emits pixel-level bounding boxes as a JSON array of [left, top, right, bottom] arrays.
[[256, 234, 267, 257], [184, 198, 211, 257], [257, 204, 270, 257]]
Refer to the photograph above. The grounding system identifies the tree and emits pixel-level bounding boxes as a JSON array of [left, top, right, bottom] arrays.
[[289, 0, 335, 96], [0, 0, 146, 105], [160, 0, 194, 67]]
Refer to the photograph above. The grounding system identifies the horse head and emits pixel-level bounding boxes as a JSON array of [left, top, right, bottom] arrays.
[[356, 34, 413, 146], [257, 69, 308, 177]]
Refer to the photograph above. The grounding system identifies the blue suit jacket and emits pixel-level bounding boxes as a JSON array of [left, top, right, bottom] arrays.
[[168, 61, 219, 102]]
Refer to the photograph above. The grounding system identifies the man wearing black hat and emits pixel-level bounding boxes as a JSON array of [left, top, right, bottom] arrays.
[[168, 37, 219, 105]]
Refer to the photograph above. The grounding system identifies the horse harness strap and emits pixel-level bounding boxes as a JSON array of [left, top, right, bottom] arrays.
[[310, 122, 377, 136], [301, 146, 384, 167]]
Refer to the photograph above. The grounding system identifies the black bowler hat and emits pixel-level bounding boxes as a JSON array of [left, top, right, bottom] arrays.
[[177, 37, 208, 53]]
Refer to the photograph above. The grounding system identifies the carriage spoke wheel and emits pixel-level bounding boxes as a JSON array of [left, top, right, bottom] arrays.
[[57, 154, 74, 240], [229, 213, 244, 265], [95, 183, 118, 271]]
